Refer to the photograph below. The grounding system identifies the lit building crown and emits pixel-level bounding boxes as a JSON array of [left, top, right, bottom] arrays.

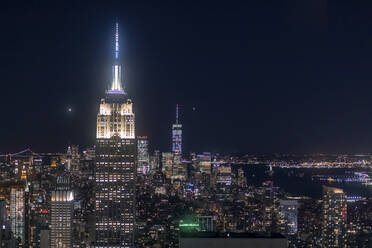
[[97, 21, 135, 139]]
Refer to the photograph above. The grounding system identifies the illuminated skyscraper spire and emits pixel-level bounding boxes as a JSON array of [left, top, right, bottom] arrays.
[[115, 22, 119, 59], [110, 21, 123, 93], [176, 104, 179, 124]]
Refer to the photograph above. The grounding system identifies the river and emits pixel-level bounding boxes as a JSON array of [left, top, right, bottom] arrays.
[[240, 165, 372, 199]]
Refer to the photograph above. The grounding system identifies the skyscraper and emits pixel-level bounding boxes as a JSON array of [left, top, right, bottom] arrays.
[[279, 200, 298, 235], [149, 150, 160, 171], [236, 167, 247, 188], [10, 186, 24, 246], [95, 22, 136, 247], [162, 152, 173, 180], [215, 165, 231, 186], [51, 175, 73, 248], [170, 105, 186, 181], [172, 104, 182, 156], [66, 145, 80, 173], [197, 153, 211, 174], [137, 136, 149, 175], [321, 186, 347, 248]]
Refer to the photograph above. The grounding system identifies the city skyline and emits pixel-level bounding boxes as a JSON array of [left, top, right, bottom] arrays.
[[1, 3, 372, 247], [3, 1, 372, 154]]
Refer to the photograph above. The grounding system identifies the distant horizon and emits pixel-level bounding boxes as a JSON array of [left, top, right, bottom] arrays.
[[2, 147, 372, 157]]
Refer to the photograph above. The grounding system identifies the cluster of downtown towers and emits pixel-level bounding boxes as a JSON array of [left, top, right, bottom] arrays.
[[95, 23, 182, 247]]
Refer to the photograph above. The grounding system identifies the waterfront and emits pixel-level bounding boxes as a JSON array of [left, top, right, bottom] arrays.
[[241, 164, 372, 198]]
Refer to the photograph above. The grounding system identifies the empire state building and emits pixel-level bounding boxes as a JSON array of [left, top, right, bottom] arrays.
[[95, 22, 136, 248]]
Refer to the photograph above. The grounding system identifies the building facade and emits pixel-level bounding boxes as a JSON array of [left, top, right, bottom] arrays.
[[279, 200, 298, 235], [149, 150, 160, 172], [321, 186, 347, 247], [162, 152, 173, 180], [197, 153, 212, 174], [10, 187, 24, 245], [51, 176, 73, 248], [95, 22, 136, 248], [137, 136, 149, 175]]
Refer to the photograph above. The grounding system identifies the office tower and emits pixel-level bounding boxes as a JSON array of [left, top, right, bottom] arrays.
[[81, 147, 95, 180], [170, 105, 185, 181], [137, 136, 150, 175], [51, 176, 73, 248], [150, 150, 160, 171], [162, 152, 173, 179], [172, 104, 182, 155], [216, 165, 231, 186], [197, 216, 216, 232], [0, 200, 6, 229], [279, 200, 298, 235], [10, 187, 24, 245], [322, 186, 347, 248], [197, 153, 211, 174], [236, 167, 247, 187], [213, 165, 232, 201], [171, 161, 187, 181], [260, 181, 277, 233], [20, 166, 27, 180], [0, 200, 13, 246], [28, 180, 46, 248], [83, 146, 95, 161], [33, 156, 43, 174], [24, 183, 30, 247], [80, 150, 95, 181], [67, 145, 80, 173], [95, 22, 136, 247]]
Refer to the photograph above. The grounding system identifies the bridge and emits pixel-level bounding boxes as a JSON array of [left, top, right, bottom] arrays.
[[0, 148, 42, 158]]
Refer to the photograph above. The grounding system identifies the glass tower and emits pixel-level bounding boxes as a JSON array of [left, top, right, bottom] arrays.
[[172, 104, 182, 155], [95, 22, 136, 248]]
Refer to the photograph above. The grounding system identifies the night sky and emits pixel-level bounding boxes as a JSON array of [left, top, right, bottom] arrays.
[[2, 1, 372, 154]]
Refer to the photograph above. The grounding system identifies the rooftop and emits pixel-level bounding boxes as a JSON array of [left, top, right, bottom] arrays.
[[180, 232, 286, 239]]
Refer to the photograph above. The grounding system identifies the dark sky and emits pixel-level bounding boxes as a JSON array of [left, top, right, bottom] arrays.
[[1, 1, 372, 154]]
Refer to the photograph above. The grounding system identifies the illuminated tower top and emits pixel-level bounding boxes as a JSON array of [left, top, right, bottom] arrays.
[[115, 22, 119, 59], [172, 104, 182, 154], [108, 21, 124, 94], [97, 21, 135, 139], [176, 104, 179, 124]]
